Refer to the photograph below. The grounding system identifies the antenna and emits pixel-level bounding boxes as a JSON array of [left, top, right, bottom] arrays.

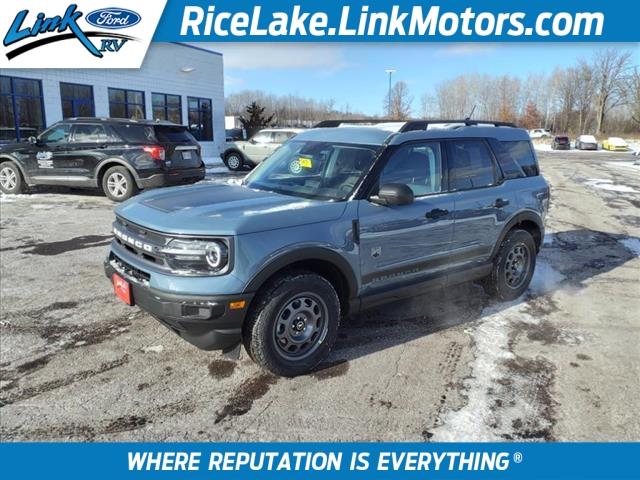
[[465, 105, 477, 121]]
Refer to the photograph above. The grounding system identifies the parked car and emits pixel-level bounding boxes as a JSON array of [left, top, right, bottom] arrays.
[[105, 119, 549, 376], [222, 128, 304, 171], [575, 135, 598, 150], [551, 135, 571, 150], [529, 128, 551, 139], [602, 137, 629, 151], [0, 118, 205, 201]]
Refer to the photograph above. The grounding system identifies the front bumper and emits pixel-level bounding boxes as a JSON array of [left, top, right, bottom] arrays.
[[138, 166, 205, 189], [104, 255, 252, 351]]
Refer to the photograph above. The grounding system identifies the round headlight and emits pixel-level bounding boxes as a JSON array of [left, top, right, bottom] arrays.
[[205, 242, 223, 268]]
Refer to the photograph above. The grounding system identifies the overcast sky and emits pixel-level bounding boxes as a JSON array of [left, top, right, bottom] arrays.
[[200, 43, 640, 116]]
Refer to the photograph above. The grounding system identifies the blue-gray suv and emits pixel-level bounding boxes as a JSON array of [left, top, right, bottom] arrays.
[[104, 120, 549, 376]]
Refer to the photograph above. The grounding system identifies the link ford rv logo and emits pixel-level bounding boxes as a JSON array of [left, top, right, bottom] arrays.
[[2, 4, 140, 60], [86, 8, 141, 29]]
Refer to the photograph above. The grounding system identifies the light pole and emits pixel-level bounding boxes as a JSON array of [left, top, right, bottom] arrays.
[[385, 69, 396, 118]]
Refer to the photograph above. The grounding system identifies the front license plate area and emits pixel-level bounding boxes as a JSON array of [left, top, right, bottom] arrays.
[[112, 273, 133, 305]]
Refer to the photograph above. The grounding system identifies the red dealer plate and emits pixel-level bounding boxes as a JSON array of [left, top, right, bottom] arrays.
[[112, 273, 132, 305]]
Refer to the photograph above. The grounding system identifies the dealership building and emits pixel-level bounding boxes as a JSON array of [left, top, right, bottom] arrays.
[[0, 43, 225, 157]]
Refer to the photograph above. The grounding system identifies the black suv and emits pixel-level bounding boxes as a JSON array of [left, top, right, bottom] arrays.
[[0, 118, 205, 201]]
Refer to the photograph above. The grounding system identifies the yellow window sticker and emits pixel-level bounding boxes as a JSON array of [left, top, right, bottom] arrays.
[[298, 156, 313, 168]]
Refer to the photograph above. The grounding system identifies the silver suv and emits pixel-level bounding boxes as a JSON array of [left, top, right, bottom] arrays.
[[223, 128, 304, 171]]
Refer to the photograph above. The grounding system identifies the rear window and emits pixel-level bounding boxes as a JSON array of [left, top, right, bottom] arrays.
[[112, 124, 156, 143], [500, 140, 539, 177], [154, 126, 197, 143]]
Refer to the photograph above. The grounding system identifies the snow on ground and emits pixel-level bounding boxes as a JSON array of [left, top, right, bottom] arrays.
[[431, 260, 567, 441], [605, 161, 640, 173], [584, 178, 637, 193]]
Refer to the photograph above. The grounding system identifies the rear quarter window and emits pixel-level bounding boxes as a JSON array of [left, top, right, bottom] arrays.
[[112, 124, 156, 144], [154, 126, 197, 143], [501, 140, 539, 177]]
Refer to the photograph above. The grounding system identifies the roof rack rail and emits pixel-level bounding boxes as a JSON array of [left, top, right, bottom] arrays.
[[399, 119, 517, 132], [313, 119, 518, 131]]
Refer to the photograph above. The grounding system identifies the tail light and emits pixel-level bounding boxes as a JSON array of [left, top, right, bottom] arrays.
[[143, 145, 166, 162]]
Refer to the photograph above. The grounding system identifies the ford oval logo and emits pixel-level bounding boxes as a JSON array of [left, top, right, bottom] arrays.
[[85, 8, 141, 29]]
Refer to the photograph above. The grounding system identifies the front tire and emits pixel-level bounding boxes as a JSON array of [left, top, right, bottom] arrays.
[[0, 161, 26, 195], [242, 272, 340, 377], [224, 152, 244, 171], [484, 229, 537, 301], [102, 166, 137, 202]]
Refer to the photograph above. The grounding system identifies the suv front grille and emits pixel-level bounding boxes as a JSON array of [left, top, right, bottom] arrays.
[[113, 217, 171, 270], [110, 252, 151, 284]]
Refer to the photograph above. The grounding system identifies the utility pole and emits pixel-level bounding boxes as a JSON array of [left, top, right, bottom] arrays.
[[385, 69, 396, 118]]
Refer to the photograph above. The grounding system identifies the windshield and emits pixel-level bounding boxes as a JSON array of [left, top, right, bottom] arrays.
[[244, 140, 381, 201]]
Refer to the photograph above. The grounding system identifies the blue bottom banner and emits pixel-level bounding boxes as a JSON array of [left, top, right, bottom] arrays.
[[1, 442, 638, 479]]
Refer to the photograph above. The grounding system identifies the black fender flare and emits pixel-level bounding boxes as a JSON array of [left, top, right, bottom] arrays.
[[0, 155, 30, 183], [491, 210, 545, 259], [95, 158, 142, 188], [243, 246, 358, 301]]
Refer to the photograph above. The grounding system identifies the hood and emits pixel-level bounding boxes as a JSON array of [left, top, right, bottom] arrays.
[[115, 183, 348, 236]]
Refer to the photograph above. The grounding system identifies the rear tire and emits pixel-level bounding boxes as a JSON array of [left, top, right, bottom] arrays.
[[242, 271, 340, 377], [484, 229, 537, 301], [0, 161, 26, 195], [102, 166, 137, 202], [224, 152, 244, 171]]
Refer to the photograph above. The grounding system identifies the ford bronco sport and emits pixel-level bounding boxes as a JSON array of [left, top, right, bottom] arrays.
[[0, 118, 205, 202], [105, 120, 549, 376]]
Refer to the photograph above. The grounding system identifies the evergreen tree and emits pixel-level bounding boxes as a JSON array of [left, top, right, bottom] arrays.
[[239, 102, 275, 137]]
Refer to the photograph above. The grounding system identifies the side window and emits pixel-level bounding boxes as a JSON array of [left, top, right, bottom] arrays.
[[501, 140, 539, 177], [39, 124, 70, 144], [252, 131, 273, 143], [71, 124, 112, 143], [448, 140, 497, 191], [379, 142, 442, 197], [273, 131, 293, 144]]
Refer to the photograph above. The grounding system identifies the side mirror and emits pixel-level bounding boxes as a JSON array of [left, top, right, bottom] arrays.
[[248, 138, 257, 144], [28, 136, 38, 145], [370, 183, 414, 206]]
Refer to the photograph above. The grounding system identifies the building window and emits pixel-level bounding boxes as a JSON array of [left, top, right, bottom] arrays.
[[60, 82, 95, 119], [0, 75, 45, 143], [152, 93, 182, 124], [108, 88, 145, 119], [187, 97, 212, 141]]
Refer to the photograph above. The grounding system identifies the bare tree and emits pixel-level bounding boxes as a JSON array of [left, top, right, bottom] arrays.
[[383, 81, 414, 119], [592, 49, 632, 134], [225, 90, 370, 126], [420, 93, 438, 118], [630, 67, 640, 126]]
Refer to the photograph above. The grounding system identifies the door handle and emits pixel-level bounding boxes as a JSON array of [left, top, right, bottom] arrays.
[[493, 198, 510, 208], [426, 208, 449, 219]]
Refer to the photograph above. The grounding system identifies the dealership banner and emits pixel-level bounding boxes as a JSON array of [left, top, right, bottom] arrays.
[[1, 442, 640, 478], [1, 0, 638, 68]]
